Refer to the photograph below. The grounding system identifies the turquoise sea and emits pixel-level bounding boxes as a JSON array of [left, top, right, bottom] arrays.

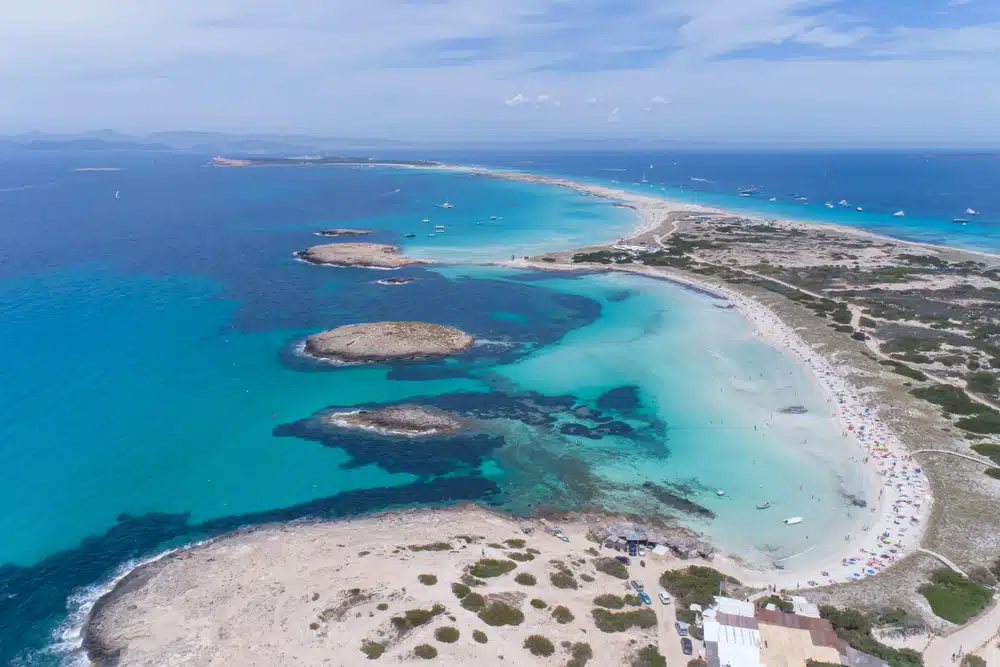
[[1, 150, 997, 665]]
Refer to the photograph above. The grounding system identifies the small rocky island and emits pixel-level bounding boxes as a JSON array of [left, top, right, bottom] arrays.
[[324, 405, 466, 436], [315, 228, 374, 237], [376, 276, 414, 286], [304, 321, 474, 362], [298, 243, 428, 269]]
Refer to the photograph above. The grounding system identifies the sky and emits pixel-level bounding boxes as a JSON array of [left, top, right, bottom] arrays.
[[3, 0, 1000, 147]]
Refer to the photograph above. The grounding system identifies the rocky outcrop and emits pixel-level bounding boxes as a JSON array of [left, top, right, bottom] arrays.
[[324, 405, 466, 436], [298, 243, 428, 269], [304, 321, 474, 363]]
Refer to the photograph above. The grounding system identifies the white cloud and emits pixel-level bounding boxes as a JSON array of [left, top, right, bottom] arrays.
[[949, 0, 973, 5], [536, 93, 549, 103], [505, 93, 527, 107], [796, 26, 873, 48], [607, 107, 621, 123]]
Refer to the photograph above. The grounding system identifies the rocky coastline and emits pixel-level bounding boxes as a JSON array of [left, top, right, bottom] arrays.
[[315, 228, 374, 237], [297, 242, 428, 269], [323, 405, 467, 436]]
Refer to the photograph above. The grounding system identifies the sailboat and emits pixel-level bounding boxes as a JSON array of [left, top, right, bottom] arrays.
[[893, 210, 905, 217], [640, 171, 648, 184], [967, 208, 979, 216], [114, 190, 120, 200], [440, 197, 454, 209]]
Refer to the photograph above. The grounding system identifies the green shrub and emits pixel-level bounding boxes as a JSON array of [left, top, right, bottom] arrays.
[[660, 566, 739, 608], [469, 558, 517, 578], [451, 582, 470, 599], [360, 640, 386, 659], [594, 558, 629, 579], [567, 642, 594, 667], [986, 468, 1000, 479], [530, 598, 547, 609], [376, 603, 389, 611], [418, 574, 437, 585], [514, 572, 536, 586], [594, 594, 626, 609], [821, 605, 926, 667], [477, 601, 525, 626], [409, 542, 453, 552], [859, 316, 877, 328], [631, 646, 666, 667], [460, 592, 486, 612], [472, 629, 488, 644], [523, 635, 555, 657], [526, 547, 541, 555], [919, 568, 992, 624], [757, 595, 794, 613], [591, 608, 657, 633], [391, 604, 446, 632], [878, 360, 928, 381], [486, 542, 504, 549], [971, 443, 1000, 465], [967, 372, 998, 394], [957, 410, 1000, 434], [434, 626, 460, 643], [580, 573, 595, 582], [505, 538, 526, 548], [962, 655, 987, 667], [460, 574, 486, 587], [552, 605, 574, 624], [551, 570, 578, 589], [413, 644, 437, 659], [911, 384, 986, 415], [507, 551, 535, 562]]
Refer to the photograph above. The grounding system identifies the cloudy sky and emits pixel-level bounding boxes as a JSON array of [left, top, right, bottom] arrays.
[[3, 0, 1000, 146]]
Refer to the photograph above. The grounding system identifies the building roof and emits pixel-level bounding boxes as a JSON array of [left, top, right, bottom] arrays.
[[715, 596, 756, 619], [703, 617, 764, 667]]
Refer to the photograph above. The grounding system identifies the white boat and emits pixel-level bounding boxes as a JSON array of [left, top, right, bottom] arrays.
[[839, 200, 849, 206], [784, 517, 803, 525], [640, 171, 648, 184], [825, 203, 834, 209], [756, 502, 771, 510], [769, 197, 777, 202], [440, 197, 454, 209], [893, 210, 905, 217], [114, 190, 120, 200], [489, 216, 498, 220], [435, 225, 445, 229], [422, 218, 430, 223], [427, 233, 435, 237], [716, 489, 725, 496], [967, 208, 978, 216], [856, 207, 863, 211]]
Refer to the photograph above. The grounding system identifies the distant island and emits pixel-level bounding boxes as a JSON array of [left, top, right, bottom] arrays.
[[297, 242, 428, 269], [304, 321, 474, 363], [210, 156, 439, 167]]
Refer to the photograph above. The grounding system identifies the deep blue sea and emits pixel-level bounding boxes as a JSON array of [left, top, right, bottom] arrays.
[[1, 149, 997, 665]]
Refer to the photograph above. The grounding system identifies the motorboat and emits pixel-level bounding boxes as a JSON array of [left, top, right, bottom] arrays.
[[756, 502, 771, 510], [825, 203, 835, 209], [839, 200, 849, 206], [784, 517, 803, 525], [893, 210, 905, 217], [967, 208, 979, 216], [716, 489, 725, 496], [404, 233, 416, 238]]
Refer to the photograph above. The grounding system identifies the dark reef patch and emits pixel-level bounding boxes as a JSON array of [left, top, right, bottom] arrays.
[[640, 482, 717, 519], [559, 421, 634, 440], [607, 289, 636, 303], [596, 385, 643, 413], [0, 476, 497, 667], [779, 405, 809, 415]]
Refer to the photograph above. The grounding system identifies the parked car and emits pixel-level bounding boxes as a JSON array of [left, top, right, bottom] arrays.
[[637, 545, 646, 556], [681, 638, 693, 655], [628, 542, 638, 556], [658, 590, 671, 605], [615, 555, 631, 565], [675, 620, 690, 636], [630, 579, 644, 592], [638, 591, 652, 605]]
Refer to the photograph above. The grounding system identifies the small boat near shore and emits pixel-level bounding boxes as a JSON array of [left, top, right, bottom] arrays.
[[784, 517, 803, 525], [716, 489, 725, 496], [893, 210, 905, 217], [756, 502, 771, 510]]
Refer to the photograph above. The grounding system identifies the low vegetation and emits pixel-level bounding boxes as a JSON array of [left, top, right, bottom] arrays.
[[451, 582, 470, 599], [550, 569, 579, 589], [962, 655, 987, 667], [757, 595, 794, 613], [971, 443, 1000, 465], [514, 572, 537, 586], [505, 538, 526, 548], [660, 566, 740, 608], [630, 645, 667, 667], [911, 384, 986, 415], [507, 551, 535, 562], [580, 573, 595, 582], [552, 605, 575, 624], [567, 642, 594, 667], [478, 601, 525, 627], [623, 594, 641, 607], [594, 593, 627, 609], [434, 626, 460, 643], [409, 542, 452, 552], [390, 604, 446, 633], [418, 574, 437, 585], [820, 606, 922, 667], [413, 644, 437, 659], [360, 640, 386, 660], [523, 634, 556, 657], [919, 568, 992, 624], [376, 603, 389, 611], [591, 608, 657, 633], [460, 592, 486, 612], [530, 598, 547, 609], [472, 629, 488, 644], [594, 558, 629, 579], [469, 558, 517, 578]]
